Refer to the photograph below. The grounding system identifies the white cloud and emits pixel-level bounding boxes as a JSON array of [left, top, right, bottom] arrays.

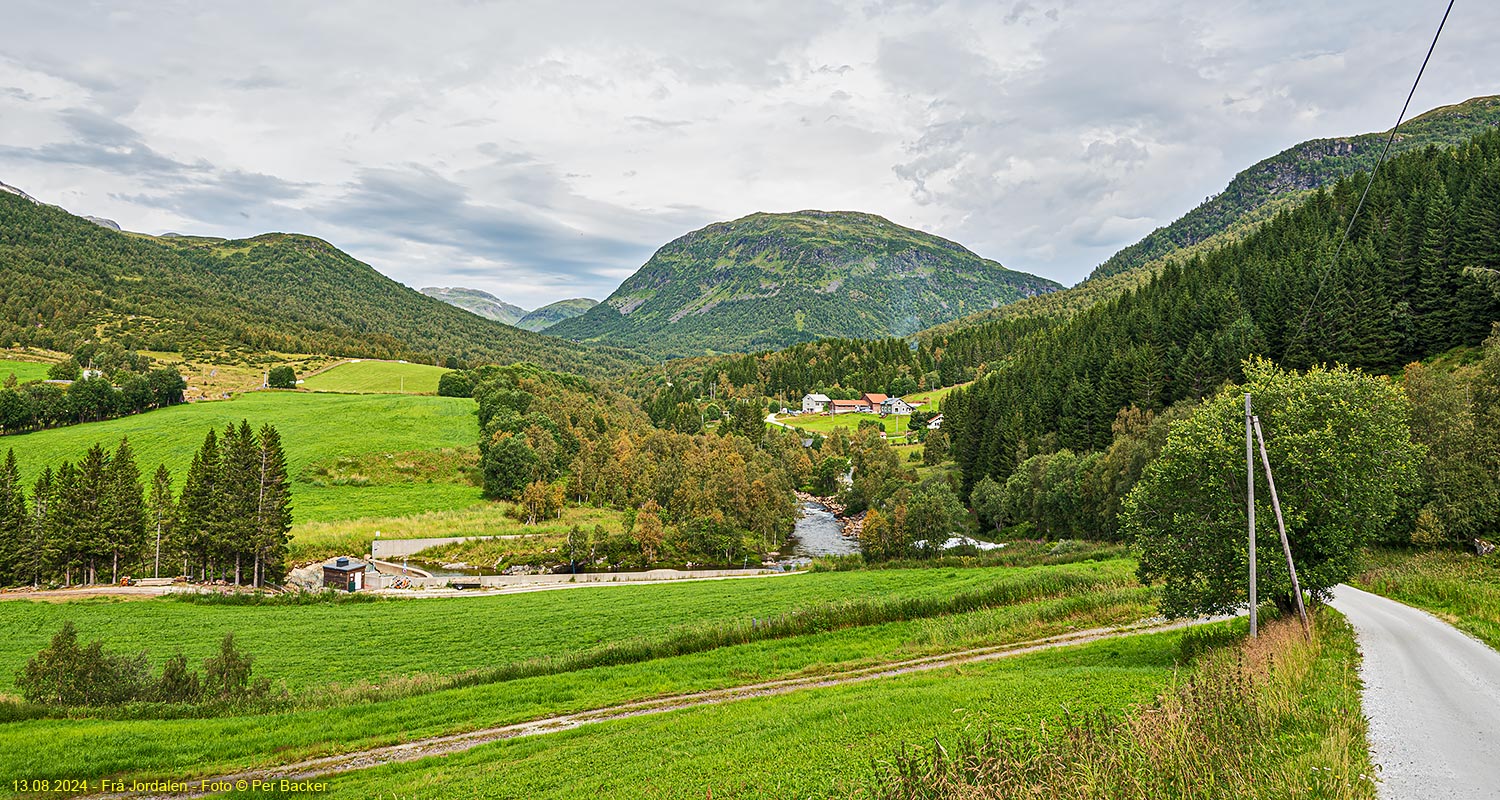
[[1, 0, 1496, 308]]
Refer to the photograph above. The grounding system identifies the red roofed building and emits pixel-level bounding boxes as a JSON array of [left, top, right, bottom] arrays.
[[829, 399, 871, 414], [860, 392, 888, 407]]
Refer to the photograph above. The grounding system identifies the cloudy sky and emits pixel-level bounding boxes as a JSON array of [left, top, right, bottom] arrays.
[[2, 1, 1495, 308]]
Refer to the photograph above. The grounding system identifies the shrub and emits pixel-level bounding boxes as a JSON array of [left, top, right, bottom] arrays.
[[267, 365, 296, 389], [17, 622, 149, 706]]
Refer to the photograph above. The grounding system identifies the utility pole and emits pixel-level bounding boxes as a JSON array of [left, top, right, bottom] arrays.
[[1252, 415, 1310, 634], [1246, 393, 1257, 638]]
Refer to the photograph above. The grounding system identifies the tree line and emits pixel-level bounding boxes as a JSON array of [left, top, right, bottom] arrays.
[[0, 345, 186, 435], [0, 420, 291, 588]]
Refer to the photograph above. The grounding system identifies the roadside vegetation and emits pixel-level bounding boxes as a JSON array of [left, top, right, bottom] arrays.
[[872, 612, 1374, 800], [1354, 548, 1500, 650]]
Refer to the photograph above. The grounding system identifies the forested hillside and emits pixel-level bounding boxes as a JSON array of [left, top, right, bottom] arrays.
[[516, 298, 599, 331], [0, 195, 634, 375], [1089, 94, 1500, 281], [549, 210, 1059, 358], [946, 128, 1500, 490]]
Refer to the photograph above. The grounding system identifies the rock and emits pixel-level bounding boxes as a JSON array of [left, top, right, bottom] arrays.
[[285, 564, 323, 591]]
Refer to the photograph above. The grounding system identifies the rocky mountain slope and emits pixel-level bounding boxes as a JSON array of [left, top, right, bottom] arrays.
[[420, 287, 529, 326]]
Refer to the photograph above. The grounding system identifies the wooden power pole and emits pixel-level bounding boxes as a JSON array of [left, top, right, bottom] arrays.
[[1246, 393, 1257, 639], [1252, 415, 1310, 634]]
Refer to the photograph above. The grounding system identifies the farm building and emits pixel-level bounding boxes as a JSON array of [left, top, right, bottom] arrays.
[[323, 556, 370, 592], [860, 392, 888, 408], [801, 393, 831, 413], [927, 414, 944, 430], [880, 397, 915, 415], [829, 398, 871, 415]]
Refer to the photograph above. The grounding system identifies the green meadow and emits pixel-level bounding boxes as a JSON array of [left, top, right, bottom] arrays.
[[0, 392, 479, 523], [300, 360, 451, 394], [0, 560, 1154, 792], [0, 359, 50, 385]]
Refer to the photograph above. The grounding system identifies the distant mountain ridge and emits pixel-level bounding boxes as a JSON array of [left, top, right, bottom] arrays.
[[420, 287, 529, 326], [548, 210, 1060, 358], [516, 298, 598, 331]]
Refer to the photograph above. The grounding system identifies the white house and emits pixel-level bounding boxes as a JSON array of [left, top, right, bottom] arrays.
[[880, 397, 915, 415], [927, 414, 944, 430], [801, 393, 831, 413]]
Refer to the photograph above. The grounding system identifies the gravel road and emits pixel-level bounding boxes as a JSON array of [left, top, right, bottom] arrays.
[[1330, 584, 1500, 799]]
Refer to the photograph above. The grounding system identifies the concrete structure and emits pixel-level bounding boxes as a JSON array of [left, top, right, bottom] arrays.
[[372, 535, 505, 559], [801, 393, 831, 413], [880, 397, 915, 415]]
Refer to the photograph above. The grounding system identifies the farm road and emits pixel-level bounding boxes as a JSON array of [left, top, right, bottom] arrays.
[[1331, 585, 1500, 800], [79, 616, 1217, 800]]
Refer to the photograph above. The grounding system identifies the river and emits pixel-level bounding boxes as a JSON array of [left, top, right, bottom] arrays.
[[788, 499, 861, 557]]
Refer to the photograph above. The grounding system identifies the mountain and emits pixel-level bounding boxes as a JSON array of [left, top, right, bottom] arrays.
[[548, 210, 1060, 358], [1089, 95, 1500, 282], [81, 215, 121, 231], [419, 287, 530, 326], [0, 189, 635, 376], [516, 298, 598, 331]]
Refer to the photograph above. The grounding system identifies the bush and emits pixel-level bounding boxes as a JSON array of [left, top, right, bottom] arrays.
[[17, 622, 149, 706], [437, 371, 474, 398], [267, 365, 296, 389]]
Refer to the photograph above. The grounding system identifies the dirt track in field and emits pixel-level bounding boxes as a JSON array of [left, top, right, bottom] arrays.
[[79, 615, 1217, 800]]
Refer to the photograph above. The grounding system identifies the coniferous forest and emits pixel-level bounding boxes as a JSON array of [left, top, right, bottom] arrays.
[[0, 421, 291, 588], [945, 132, 1500, 482]]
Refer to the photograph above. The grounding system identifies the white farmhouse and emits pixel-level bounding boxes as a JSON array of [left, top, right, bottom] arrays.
[[927, 414, 944, 430], [801, 393, 831, 413], [880, 397, 915, 415]]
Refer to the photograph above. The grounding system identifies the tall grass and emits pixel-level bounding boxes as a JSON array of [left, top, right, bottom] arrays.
[[812, 541, 1129, 572], [1354, 547, 1500, 649], [869, 612, 1375, 800]]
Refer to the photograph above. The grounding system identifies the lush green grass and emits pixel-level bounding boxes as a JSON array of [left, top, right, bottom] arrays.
[[0, 359, 49, 384], [0, 561, 1137, 693], [871, 612, 1374, 800], [902, 381, 968, 412], [217, 631, 1182, 800], [780, 411, 917, 438], [1354, 548, 1500, 650], [288, 502, 623, 563], [0, 392, 478, 523], [300, 360, 451, 394], [0, 589, 1157, 794]]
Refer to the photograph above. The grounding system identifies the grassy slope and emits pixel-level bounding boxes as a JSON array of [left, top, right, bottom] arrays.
[[0, 576, 1153, 792], [1353, 548, 1500, 650], [0, 359, 49, 384], [278, 633, 1179, 800], [0, 561, 1136, 691], [300, 360, 451, 394], [0, 392, 479, 523]]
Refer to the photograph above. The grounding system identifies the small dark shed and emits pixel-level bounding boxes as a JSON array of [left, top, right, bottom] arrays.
[[323, 556, 368, 592]]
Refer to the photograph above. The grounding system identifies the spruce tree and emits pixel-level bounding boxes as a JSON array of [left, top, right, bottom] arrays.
[[22, 468, 54, 587], [104, 438, 145, 583], [146, 465, 176, 579], [253, 424, 292, 586], [0, 450, 23, 584], [220, 422, 260, 585], [178, 430, 219, 580]]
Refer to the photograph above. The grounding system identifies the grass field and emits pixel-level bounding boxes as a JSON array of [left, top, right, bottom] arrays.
[[902, 381, 968, 412], [0, 392, 479, 524], [1354, 548, 1500, 650], [0, 359, 50, 384], [301, 360, 451, 394], [0, 561, 1137, 691], [0, 562, 1154, 792], [288, 502, 627, 563], [260, 632, 1181, 800], [778, 411, 918, 438]]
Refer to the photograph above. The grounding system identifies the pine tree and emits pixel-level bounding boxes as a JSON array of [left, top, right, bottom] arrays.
[[147, 465, 176, 580], [104, 438, 145, 583], [219, 421, 261, 585], [252, 424, 291, 586], [0, 450, 24, 585], [21, 468, 54, 587], [75, 445, 111, 585], [178, 430, 220, 580]]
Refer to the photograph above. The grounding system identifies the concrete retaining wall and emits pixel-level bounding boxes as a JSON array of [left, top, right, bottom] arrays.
[[371, 535, 497, 559]]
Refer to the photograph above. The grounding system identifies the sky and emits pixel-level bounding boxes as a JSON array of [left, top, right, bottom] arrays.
[[1, 1, 1496, 309]]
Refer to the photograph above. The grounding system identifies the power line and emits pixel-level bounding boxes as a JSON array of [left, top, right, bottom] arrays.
[[1298, 0, 1455, 334]]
